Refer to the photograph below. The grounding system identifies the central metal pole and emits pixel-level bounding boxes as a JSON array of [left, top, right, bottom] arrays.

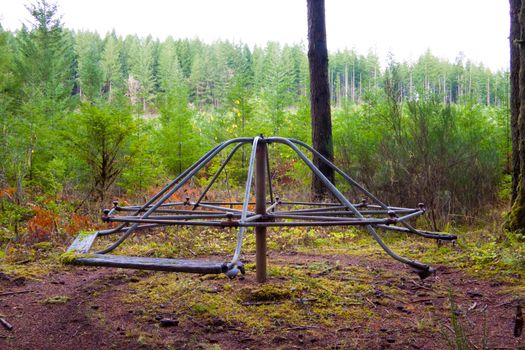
[[255, 140, 267, 283]]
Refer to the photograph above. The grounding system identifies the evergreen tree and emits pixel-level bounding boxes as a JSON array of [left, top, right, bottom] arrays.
[[128, 35, 156, 113], [157, 37, 198, 174], [75, 30, 103, 102], [64, 103, 136, 201], [0, 24, 17, 187], [15, 0, 75, 184], [101, 31, 124, 104], [227, 44, 254, 138]]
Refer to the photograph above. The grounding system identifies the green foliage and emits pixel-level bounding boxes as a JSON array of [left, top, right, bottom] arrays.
[[0, 24, 18, 186], [334, 65, 503, 228], [127, 35, 157, 112], [9, 0, 75, 192], [63, 103, 136, 201], [0, 0, 511, 230], [101, 31, 124, 104], [0, 199, 33, 241], [118, 118, 165, 194], [154, 37, 202, 176], [75, 31, 104, 102]]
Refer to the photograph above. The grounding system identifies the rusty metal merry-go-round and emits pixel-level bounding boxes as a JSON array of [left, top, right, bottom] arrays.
[[66, 136, 456, 282]]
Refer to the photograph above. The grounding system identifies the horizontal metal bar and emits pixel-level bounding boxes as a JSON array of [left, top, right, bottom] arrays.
[[193, 202, 255, 214], [115, 214, 233, 220], [271, 213, 364, 222], [107, 218, 232, 226], [377, 224, 457, 240], [106, 217, 392, 227], [274, 209, 419, 217], [275, 205, 349, 214], [116, 208, 232, 215], [279, 201, 341, 206], [199, 201, 257, 206], [97, 223, 160, 236], [245, 219, 392, 227]]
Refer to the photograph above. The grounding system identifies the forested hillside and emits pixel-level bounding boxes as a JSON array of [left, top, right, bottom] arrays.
[[0, 2, 510, 235]]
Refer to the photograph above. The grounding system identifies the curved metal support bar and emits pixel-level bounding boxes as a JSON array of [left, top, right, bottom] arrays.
[[97, 137, 253, 254], [285, 138, 441, 241], [99, 143, 228, 237], [265, 143, 275, 206], [282, 138, 388, 207], [230, 136, 261, 265], [270, 137, 431, 272], [193, 142, 245, 210], [100, 150, 223, 235]]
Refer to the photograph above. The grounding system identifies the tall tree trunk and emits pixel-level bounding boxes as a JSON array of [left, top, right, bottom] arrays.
[[511, 0, 521, 204], [508, 0, 525, 231], [307, 0, 334, 200]]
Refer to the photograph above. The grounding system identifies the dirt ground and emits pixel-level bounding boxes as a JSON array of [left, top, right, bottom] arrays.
[[0, 251, 523, 350]]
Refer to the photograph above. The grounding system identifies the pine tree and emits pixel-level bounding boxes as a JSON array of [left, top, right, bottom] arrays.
[[0, 24, 17, 187], [101, 31, 124, 104], [157, 37, 198, 175], [64, 103, 136, 202], [15, 0, 75, 183], [75, 31, 103, 103], [128, 35, 156, 113]]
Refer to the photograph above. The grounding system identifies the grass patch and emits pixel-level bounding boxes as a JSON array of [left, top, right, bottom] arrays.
[[122, 260, 379, 334], [41, 295, 70, 304]]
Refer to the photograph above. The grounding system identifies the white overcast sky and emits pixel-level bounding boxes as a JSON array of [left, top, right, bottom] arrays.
[[0, 0, 510, 71]]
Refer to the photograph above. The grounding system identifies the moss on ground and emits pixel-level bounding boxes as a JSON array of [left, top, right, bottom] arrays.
[[41, 295, 70, 304], [58, 251, 95, 265], [122, 259, 379, 334]]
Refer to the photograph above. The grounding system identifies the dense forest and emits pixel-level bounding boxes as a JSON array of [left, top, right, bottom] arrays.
[[0, 1, 510, 237]]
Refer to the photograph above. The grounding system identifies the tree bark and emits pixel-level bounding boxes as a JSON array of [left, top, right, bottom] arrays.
[[508, 0, 525, 231], [511, 0, 521, 205], [307, 0, 335, 200]]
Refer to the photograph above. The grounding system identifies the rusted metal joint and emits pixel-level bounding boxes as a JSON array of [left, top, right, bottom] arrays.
[[102, 209, 111, 222], [221, 213, 236, 227], [386, 210, 397, 224], [260, 214, 275, 222]]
